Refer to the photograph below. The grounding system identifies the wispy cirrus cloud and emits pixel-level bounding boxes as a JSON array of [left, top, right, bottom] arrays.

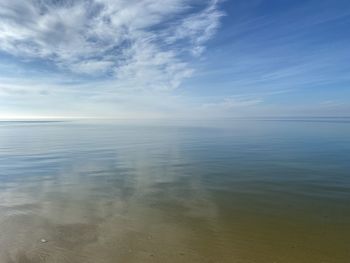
[[0, 0, 223, 91], [202, 96, 262, 110], [2, 0, 349, 119]]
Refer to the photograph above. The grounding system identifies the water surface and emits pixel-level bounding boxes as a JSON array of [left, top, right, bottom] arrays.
[[0, 120, 349, 262]]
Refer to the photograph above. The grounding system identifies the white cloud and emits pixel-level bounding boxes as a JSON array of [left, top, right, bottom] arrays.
[[165, 0, 224, 56], [69, 60, 114, 75], [202, 96, 263, 110], [0, 0, 223, 91]]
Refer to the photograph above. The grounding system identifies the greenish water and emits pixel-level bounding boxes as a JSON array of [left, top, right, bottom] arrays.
[[0, 120, 349, 262]]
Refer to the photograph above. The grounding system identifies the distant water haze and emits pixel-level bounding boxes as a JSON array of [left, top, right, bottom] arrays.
[[0, 120, 349, 262]]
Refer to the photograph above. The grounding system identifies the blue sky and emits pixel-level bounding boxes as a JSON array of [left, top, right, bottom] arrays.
[[0, 0, 349, 119]]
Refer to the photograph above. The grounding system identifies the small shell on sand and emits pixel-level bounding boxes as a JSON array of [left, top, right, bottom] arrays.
[[40, 238, 48, 243]]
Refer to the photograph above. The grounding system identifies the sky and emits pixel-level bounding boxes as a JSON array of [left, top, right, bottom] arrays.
[[0, 0, 349, 119]]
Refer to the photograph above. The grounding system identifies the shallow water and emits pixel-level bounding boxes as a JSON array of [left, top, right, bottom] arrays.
[[0, 120, 349, 263]]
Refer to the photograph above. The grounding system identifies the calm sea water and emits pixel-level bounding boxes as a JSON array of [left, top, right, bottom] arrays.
[[0, 120, 349, 263]]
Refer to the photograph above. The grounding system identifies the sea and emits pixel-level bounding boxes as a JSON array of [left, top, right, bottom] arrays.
[[0, 119, 349, 262]]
